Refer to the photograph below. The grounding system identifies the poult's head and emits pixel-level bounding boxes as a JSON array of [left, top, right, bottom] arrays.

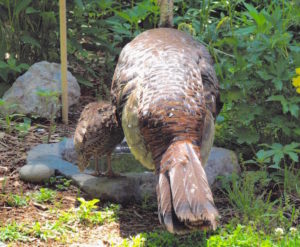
[[73, 101, 123, 172]]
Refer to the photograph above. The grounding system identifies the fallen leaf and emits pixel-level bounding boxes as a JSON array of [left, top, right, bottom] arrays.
[[13, 180, 20, 187]]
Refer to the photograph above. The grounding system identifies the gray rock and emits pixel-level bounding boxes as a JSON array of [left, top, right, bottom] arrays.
[[23, 138, 239, 203], [1, 61, 80, 118], [0, 241, 6, 247], [19, 163, 55, 183], [47, 171, 156, 203], [205, 147, 240, 185]]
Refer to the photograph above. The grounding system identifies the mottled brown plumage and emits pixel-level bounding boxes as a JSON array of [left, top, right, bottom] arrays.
[[74, 101, 124, 176], [111, 28, 222, 233]]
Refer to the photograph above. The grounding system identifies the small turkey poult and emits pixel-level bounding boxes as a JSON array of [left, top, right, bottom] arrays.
[[110, 0, 222, 233], [73, 101, 124, 177]]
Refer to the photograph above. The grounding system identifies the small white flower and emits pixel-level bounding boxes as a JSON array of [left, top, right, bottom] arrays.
[[275, 227, 284, 236], [5, 52, 10, 59], [290, 227, 297, 235]]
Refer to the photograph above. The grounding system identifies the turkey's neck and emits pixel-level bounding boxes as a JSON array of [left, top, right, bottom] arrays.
[[158, 0, 173, 27]]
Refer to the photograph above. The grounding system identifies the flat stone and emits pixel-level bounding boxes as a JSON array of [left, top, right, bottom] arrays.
[[23, 138, 240, 203], [19, 163, 55, 183]]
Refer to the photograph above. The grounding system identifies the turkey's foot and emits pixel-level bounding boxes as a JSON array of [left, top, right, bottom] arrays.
[[102, 170, 124, 178], [87, 171, 102, 177]]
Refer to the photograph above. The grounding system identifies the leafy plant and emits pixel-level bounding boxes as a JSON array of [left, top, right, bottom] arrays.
[[36, 89, 60, 143], [0, 57, 29, 82], [14, 117, 31, 137], [255, 142, 300, 169], [6, 193, 28, 207], [47, 176, 72, 191], [76, 197, 103, 224], [29, 221, 57, 241], [0, 221, 28, 242], [179, 1, 300, 156], [0, 0, 58, 84], [33, 188, 57, 204], [76, 198, 120, 225], [0, 99, 23, 134]]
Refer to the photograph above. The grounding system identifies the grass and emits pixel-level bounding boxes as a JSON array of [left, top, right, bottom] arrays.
[[207, 224, 300, 247], [0, 169, 299, 246], [0, 193, 120, 244], [117, 225, 300, 247]]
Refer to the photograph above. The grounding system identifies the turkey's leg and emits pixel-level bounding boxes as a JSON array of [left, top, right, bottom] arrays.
[[105, 153, 114, 177], [90, 154, 101, 176], [104, 153, 121, 178], [94, 156, 101, 175]]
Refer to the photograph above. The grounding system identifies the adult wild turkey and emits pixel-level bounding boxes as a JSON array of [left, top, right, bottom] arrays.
[[74, 0, 221, 233], [73, 101, 124, 176], [110, 0, 222, 232]]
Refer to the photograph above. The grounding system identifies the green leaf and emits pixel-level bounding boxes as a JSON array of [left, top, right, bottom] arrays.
[[285, 142, 300, 150], [17, 63, 30, 71], [270, 143, 283, 150], [234, 26, 256, 35], [75, 0, 84, 9], [76, 76, 94, 87], [25, 7, 39, 14], [15, 0, 32, 16], [293, 128, 300, 136], [256, 70, 273, 80], [273, 153, 284, 165], [236, 128, 259, 145], [267, 95, 288, 113], [266, 95, 284, 102], [7, 58, 16, 67], [286, 152, 298, 162], [114, 11, 133, 23], [269, 164, 281, 169], [272, 78, 283, 91], [289, 104, 299, 118], [21, 35, 41, 49], [0, 61, 8, 69]]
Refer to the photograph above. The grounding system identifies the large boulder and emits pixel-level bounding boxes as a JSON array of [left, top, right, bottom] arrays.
[[1, 61, 80, 118]]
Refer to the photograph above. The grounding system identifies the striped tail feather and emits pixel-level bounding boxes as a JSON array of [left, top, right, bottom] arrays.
[[157, 141, 219, 234]]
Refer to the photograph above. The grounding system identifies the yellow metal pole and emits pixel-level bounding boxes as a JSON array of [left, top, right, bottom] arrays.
[[59, 0, 68, 124]]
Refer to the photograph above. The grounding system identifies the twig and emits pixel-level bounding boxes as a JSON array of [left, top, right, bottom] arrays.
[[0, 141, 9, 148], [133, 210, 143, 219], [33, 202, 48, 211]]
